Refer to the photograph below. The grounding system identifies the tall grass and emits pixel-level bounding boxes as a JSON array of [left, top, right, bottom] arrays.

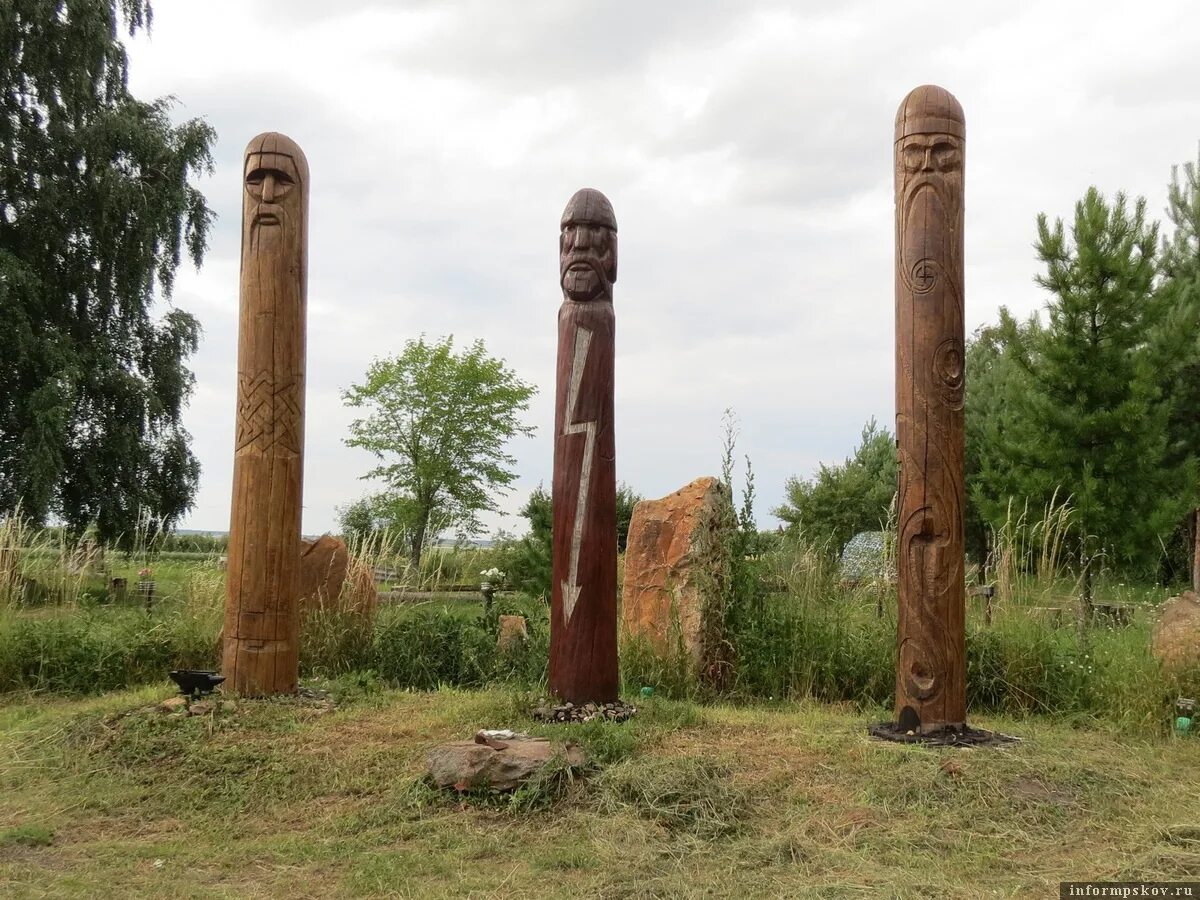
[[1, 516, 1195, 735], [987, 490, 1075, 607]]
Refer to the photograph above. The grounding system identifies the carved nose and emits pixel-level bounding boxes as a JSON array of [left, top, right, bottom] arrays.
[[921, 149, 936, 172], [262, 174, 277, 203], [574, 227, 592, 249]]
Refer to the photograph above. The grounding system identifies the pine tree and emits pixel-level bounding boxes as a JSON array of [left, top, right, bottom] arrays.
[[1152, 149, 1200, 586], [1003, 188, 1185, 602], [963, 323, 1031, 561], [0, 1, 215, 542]]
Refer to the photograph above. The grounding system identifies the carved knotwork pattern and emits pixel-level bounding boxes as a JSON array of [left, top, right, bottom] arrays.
[[235, 372, 302, 455]]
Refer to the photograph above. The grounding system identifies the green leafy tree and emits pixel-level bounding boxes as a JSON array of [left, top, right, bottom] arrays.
[[343, 335, 536, 569], [336, 490, 446, 551], [1001, 188, 1187, 596], [504, 484, 552, 599], [772, 418, 897, 555], [0, 1, 215, 543]]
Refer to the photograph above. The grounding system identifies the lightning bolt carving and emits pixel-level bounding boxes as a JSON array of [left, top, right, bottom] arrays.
[[561, 326, 595, 625]]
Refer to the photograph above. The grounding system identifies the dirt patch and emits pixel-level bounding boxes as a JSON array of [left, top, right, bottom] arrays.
[[1009, 775, 1076, 808]]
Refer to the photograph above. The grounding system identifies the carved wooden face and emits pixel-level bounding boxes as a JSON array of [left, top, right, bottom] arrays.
[[898, 134, 962, 178], [244, 150, 304, 252], [560, 220, 617, 302]]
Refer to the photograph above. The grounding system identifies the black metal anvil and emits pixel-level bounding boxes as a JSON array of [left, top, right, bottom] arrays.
[[169, 669, 226, 697]]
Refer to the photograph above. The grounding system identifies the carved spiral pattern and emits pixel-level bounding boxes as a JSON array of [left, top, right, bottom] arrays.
[[932, 339, 965, 409]]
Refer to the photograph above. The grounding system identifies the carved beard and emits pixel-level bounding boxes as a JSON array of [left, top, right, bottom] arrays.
[[560, 258, 614, 303], [238, 197, 306, 399], [559, 227, 616, 303], [896, 147, 963, 305], [247, 203, 293, 256]]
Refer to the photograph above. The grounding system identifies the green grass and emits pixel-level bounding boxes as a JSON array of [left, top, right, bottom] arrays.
[[0, 685, 1196, 897]]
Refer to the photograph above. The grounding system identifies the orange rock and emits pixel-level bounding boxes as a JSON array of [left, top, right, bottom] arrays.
[[1152, 590, 1200, 671], [620, 476, 732, 666]]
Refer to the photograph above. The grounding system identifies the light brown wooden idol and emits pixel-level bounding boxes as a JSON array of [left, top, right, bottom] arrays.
[[548, 188, 619, 704], [894, 86, 967, 732], [222, 132, 309, 696]]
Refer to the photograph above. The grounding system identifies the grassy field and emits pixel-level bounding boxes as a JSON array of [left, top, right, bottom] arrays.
[[1, 683, 1197, 898]]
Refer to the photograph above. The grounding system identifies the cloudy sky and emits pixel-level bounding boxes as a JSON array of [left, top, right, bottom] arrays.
[[124, 0, 1200, 537]]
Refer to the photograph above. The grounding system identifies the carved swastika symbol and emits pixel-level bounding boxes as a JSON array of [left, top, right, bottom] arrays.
[[911, 258, 938, 294]]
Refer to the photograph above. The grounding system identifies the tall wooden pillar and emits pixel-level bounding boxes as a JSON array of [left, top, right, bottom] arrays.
[[548, 188, 619, 704], [894, 86, 967, 732], [222, 132, 309, 696]]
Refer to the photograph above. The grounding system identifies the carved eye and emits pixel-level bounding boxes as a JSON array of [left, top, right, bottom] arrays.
[[902, 144, 926, 172], [933, 143, 961, 172], [245, 168, 295, 201]]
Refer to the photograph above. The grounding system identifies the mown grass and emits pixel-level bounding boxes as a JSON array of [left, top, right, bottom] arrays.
[[0, 684, 1196, 897]]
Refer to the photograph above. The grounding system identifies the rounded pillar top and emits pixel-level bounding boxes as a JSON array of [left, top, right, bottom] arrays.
[[895, 85, 964, 142], [561, 188, 617, 232], [243, 132, 310, 183]]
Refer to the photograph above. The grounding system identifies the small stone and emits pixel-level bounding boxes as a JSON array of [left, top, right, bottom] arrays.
[[497, 615, 528, 650], [159, 697, 187, 713]]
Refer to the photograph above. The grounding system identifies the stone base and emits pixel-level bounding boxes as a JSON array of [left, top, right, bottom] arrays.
[[531, 699, 637, 724]]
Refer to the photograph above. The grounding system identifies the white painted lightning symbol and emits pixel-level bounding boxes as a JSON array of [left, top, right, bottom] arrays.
[[561, 326, 595, 625]]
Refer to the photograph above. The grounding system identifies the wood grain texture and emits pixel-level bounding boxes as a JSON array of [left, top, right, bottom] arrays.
[[548, 189, 619, 704], [222, 132, 309, 697], [893, 86, 967, 731]]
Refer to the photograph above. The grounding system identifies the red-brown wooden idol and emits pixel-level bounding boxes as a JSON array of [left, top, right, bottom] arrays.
[[894, 86, 967, 732], [222, 132, 309, 696], [549, 189, 619, 704]]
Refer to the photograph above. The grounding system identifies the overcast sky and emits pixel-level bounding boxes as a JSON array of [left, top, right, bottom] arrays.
[[124, 0, 1200, 538]]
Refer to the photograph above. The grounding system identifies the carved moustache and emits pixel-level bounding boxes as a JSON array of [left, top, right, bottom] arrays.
[[252, 202, 286, 228]]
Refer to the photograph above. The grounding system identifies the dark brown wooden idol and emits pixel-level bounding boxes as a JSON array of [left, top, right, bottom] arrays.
[[549, 188, 619, 704], [894, 86, 967, 732], [223, 132, 309, 696]]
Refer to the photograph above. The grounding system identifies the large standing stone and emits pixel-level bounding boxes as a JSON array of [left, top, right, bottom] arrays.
[[620, 477, 732, 667], [298, 535, 349, 615], [1152, 591, 1200, 671]]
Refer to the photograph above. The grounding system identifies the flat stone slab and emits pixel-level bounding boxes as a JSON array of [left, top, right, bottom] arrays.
[[426, 734, 585, 791]]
